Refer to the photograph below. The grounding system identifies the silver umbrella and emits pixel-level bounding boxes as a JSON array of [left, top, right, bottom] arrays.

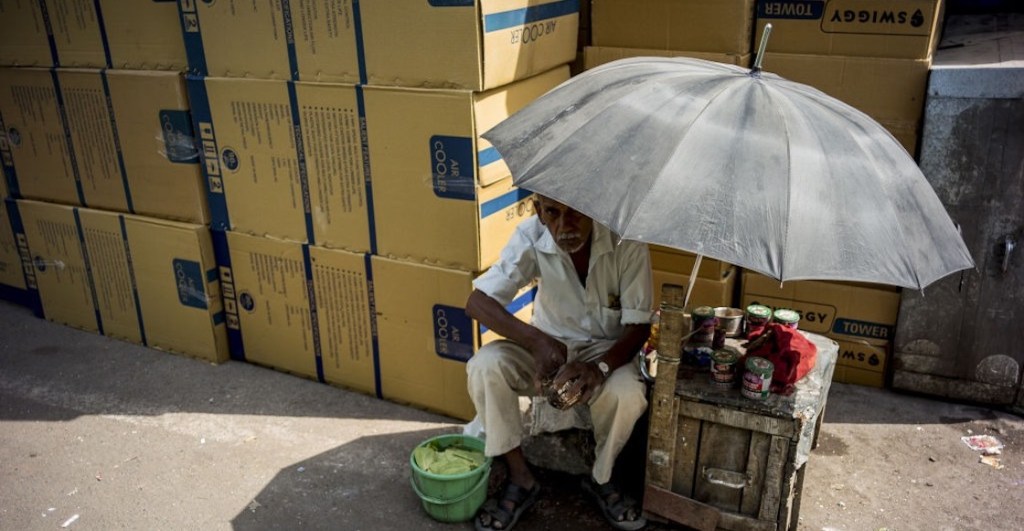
[[483, 37, 973, 299]]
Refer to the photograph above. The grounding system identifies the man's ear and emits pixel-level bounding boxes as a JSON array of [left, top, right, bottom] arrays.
[[532, 198, 544, 224]]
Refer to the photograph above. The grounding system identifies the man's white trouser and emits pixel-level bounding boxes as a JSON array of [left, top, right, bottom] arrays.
[[466, 339, 648, 484]]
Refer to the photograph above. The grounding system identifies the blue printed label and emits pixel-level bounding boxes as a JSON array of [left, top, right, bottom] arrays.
[[173, 258, 208, 309], [433, 304, 474, 362], [757, 1, 824, 19], [160, 110, 198, 164], [832, 318, 894, 341], [429, 135, 475, 201]]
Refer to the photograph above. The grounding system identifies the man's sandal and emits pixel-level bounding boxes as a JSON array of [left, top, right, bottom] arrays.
[[474, 482, 540, 531], [581, 477, 647, 530]]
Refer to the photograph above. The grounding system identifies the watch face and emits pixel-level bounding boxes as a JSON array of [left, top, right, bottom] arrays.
[[598, 361, 610, 375]]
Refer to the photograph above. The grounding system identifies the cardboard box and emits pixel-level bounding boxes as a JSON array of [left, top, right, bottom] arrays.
[[177, 0, 360, 82], [832, 363, 885, 387], [593, 0, 756, 54], [45, 0, 108, 67], [215, 231, 378, 393], [0, 0, 55, 66], [103, 69, 208, 223], [188, 77, 369, 249], [58, 69, 207, 223], [80, 209, 228, 363], [216, 231, 319, 380], [740, 271, 901, 346], [372, 255, 535, 420], [364, 66, 568, 271], [831, 337, 888, 386], [764, 52, 929, 154], [652, 266, 738, 311], [12, 200, 229, 361], [649, 245, 733, 280], [359, 0, 579, 90], [1, 199, 43, 315], [0, 196, 28, 295], [755, 0, 944, 60], [0, 67, 80, 205], [14, 200, 98, 332], [584, 46, 752, 69], [99, 0, 187, 70]]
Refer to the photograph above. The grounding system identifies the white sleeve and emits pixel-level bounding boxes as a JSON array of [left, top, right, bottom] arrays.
[[472, 224, 539, 307]]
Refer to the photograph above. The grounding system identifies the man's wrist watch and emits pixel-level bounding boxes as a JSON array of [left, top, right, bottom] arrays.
[[595, 360, 610, 379]]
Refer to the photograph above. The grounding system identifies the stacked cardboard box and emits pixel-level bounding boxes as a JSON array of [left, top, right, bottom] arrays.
[[588, 0, 756, 68], [181, 1, 580, 419], [0, 3, 228, 363], [756, 0, 946, 156], [740, 272, 901, 387]]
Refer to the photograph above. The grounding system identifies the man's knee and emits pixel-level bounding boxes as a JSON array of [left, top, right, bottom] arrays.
[[597, 371, 648, 418]]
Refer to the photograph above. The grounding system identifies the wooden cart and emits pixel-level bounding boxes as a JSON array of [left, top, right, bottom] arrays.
[[645, 289, 838, 531]]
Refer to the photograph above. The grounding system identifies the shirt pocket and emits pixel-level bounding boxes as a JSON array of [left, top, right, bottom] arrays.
[[595, 305, 623, 337]]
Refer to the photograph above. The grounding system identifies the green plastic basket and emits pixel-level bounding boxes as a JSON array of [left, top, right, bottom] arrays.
[[409, 434, 491, 523]]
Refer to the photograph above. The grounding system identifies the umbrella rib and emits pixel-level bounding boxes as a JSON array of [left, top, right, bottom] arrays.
[[620, 77, 747, 245]]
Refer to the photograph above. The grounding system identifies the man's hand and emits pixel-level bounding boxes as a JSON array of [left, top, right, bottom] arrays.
[[549, 359, 605, 408], [527, 333, 568, 380]]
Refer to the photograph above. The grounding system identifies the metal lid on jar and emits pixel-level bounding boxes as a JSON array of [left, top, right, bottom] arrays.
[[746, 356, 774, 375], [711, 349, 738, 365], [773, 309, 801, 324], [745, 304, 772, 318], [692, 306, 715, 318]]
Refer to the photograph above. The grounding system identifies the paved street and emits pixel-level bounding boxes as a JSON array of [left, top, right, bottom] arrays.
[[1, 300, 1022, 530]]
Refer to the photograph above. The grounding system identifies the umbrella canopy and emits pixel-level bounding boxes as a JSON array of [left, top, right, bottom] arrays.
[[482, 56, 974, 291]]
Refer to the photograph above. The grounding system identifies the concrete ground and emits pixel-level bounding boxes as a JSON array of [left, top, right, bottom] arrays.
[[1, 299, 1022, 531]]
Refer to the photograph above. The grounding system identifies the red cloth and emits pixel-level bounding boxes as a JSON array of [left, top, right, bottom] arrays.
[[745, 323, 818, 389]]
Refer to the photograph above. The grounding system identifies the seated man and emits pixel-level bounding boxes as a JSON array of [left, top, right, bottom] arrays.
[[466, 195, 652, 531]]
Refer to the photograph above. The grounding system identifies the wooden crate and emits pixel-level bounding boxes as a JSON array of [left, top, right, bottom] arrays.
[[645, 293, 838, 531]]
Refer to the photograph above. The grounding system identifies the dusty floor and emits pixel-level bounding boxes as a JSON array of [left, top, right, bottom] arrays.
[[1, 300, 1022, 530]]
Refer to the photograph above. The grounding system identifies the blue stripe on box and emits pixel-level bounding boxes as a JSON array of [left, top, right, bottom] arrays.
[[73, 208, 104, 334], [186, 76, 231, 231], [37, 0, 60, 66], [477, 286, 537, 336], [352, 0, 368, 84], [355, 86, 377, 254], [364, 253, 382, 398], [478, 146, 501, 167], [282, 0, 300, 79], [118, 215, 147, 345], [302, 245, 326, 383], [480, 187, 532, 219], [50, 70, 85, 206], [287, 83, 315, 244], [91, 0, 113, 67], [177, 0, 209, 76], [0, 111, 21, 198], [484, 0, 579, 33], [211, 229, 245, 360], [100, 70, 134, 212], [3, 198, 43, 317]]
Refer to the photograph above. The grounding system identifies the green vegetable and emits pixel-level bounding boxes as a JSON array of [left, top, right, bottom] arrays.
[[414, 443, 486, 475]]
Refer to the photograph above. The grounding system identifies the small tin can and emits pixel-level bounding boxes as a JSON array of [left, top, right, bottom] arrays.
[[773, 309, 801, 330], [742, 356, 774, 400], [690, 306, 717, 344], [710, 349, 739, 385], [744, 304, 772, 337]]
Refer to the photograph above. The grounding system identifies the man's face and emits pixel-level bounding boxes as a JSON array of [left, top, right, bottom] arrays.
[[535, 197, 594, 254]]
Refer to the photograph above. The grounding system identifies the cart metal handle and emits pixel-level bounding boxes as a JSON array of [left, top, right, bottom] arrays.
[[1002, 235, 1016, 274], [701, 467, 751, 489]]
